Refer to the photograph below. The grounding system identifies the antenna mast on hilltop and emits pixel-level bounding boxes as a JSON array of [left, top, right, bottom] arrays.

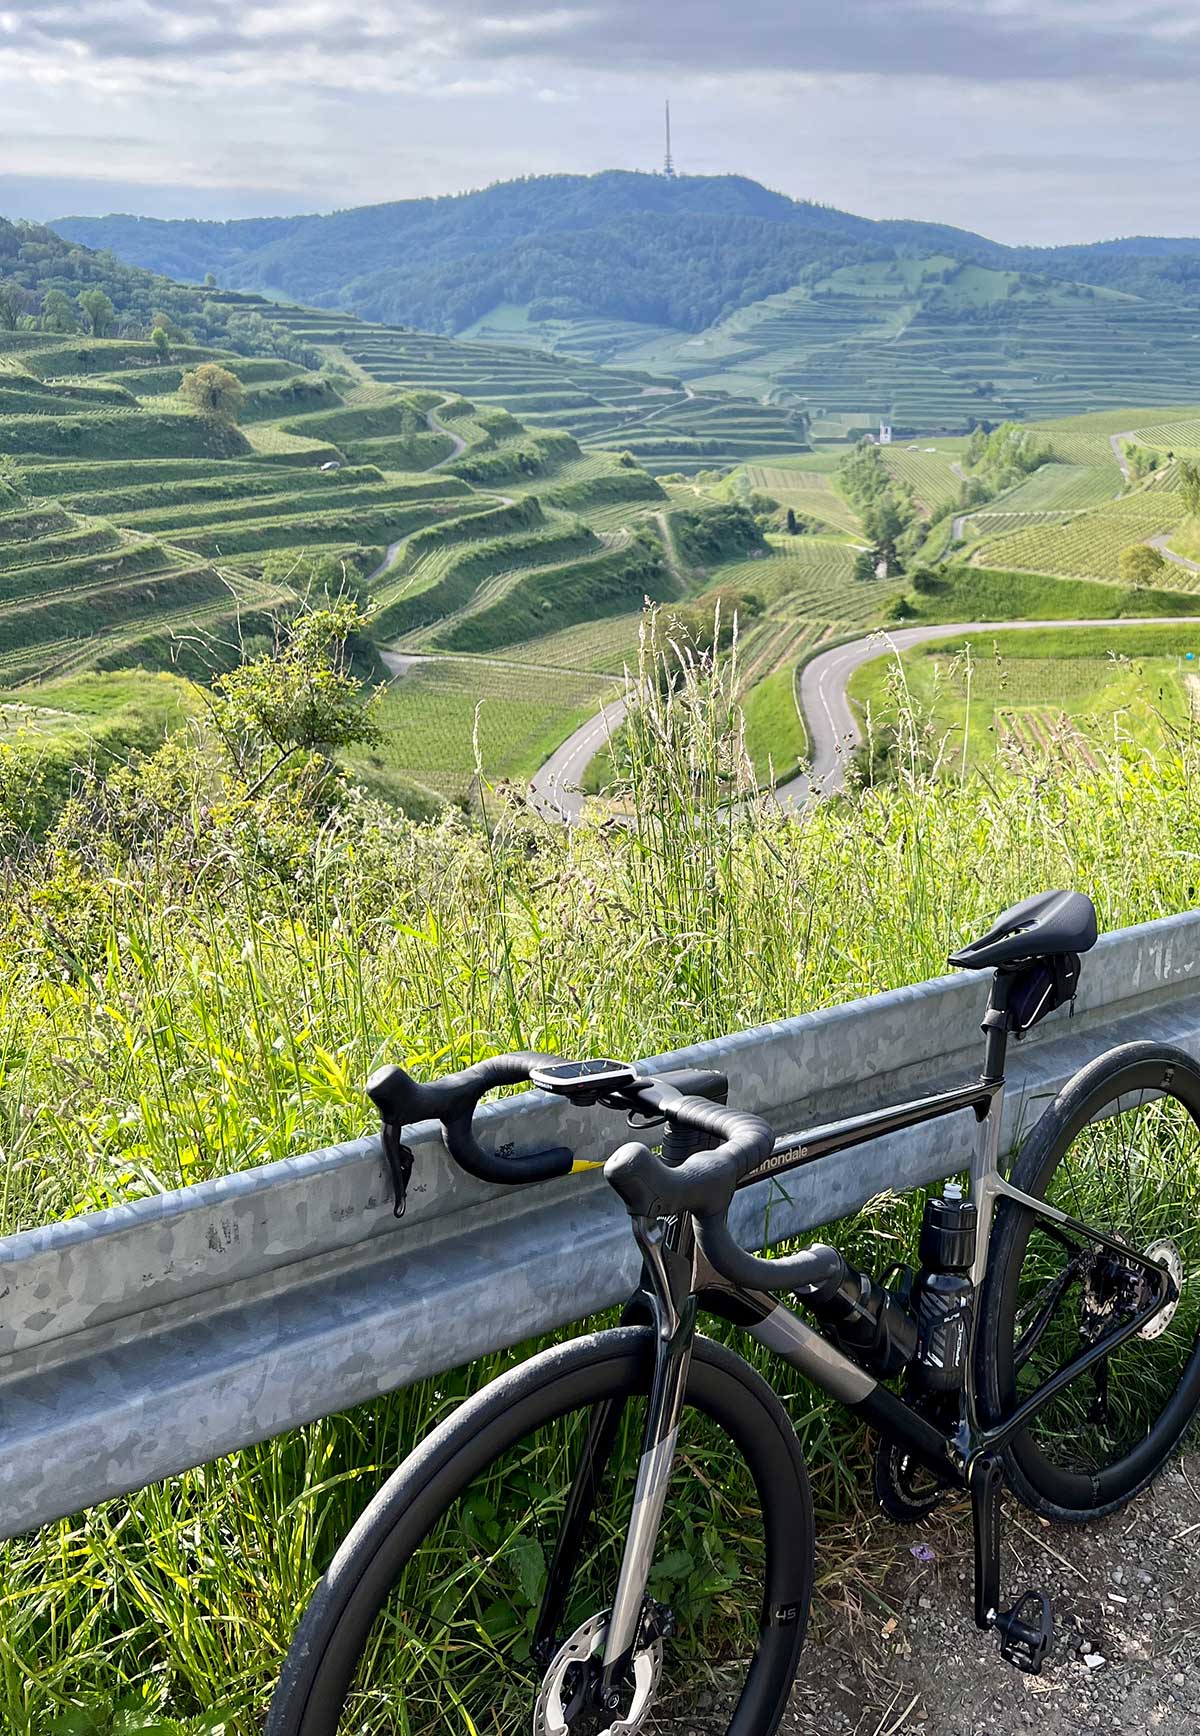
[[663, 100, 676, 179]]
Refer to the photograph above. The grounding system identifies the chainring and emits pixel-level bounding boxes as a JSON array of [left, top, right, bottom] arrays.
[[873, 1436, 948, 1523]]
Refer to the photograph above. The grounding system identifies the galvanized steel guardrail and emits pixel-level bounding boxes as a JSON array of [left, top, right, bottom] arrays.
[[2, 910, 1199, 1540]]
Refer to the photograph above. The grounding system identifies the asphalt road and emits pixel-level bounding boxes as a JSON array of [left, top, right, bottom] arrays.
[[527, 616, 1200, 823], [527, 690, 634, 821], [776, 615, 1200, 806]]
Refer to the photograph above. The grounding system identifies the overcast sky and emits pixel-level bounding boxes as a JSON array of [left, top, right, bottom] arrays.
[[1, 1, 1197, 244]]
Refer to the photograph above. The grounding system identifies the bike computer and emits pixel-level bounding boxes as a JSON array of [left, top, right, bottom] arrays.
[[529, 1059, 639, 1103]]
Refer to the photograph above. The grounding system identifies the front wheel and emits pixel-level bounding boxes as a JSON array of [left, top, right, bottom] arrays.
[[268, 1326, 814, 1736], [979, 1041, 1200, 1520]]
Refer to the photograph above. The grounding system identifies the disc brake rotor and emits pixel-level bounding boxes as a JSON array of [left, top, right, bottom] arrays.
[[533, 1611, 662, 1736], [1140, 1238, 1184, 1341]]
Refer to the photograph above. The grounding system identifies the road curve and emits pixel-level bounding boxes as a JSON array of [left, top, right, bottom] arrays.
[[1150, 532, 1200, 576], [530, 616, 1200, 822], [776, 615, 1200, 807], [528, 690, 634, 821]]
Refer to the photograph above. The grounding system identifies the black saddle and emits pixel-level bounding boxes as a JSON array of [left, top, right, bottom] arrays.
[[949, 890, 1098, 972]]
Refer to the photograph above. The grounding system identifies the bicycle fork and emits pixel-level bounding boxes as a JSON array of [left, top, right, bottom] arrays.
[[531, 1210, 694, 1714]]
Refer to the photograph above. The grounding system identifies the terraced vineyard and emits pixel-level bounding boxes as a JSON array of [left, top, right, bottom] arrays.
[[741, 463, 864, 536], [503, 266, 1200, 437], [973, 496, 1188, 584], [991, 463, 1121, 511], [13, 252, 1200, 811], [878, 445, 966, 510], [355, 657, 619, 805], [0, 282, 873, 804], [704, 543, 899, 623], [257, 304, 811, 473]]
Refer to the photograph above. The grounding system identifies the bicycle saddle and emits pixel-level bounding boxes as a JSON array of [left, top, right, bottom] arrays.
[[948, 889, 1098, 971]]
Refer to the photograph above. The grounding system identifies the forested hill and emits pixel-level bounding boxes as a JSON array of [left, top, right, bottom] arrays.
[[53, 171, 1200, 334], [0, 216, 317, 363]]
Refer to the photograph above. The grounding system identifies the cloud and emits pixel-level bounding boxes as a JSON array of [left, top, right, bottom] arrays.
[[1, 2, 1199, 240], [6, 0, 1200, 88]]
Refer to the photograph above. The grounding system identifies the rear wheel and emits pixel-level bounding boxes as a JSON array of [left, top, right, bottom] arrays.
[[268, 1326, 813, 1735], [979, 1042, 1200, 1519]]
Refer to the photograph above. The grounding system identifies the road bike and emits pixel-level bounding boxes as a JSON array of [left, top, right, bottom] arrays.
[[268, 889, 1200, 1734]]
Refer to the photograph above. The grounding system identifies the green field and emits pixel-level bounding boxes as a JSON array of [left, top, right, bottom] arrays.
[[849, 622, 1200, 767]]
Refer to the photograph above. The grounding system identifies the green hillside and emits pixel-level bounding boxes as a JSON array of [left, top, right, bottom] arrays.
[[8, 220, 1200, 818], [0, 237, 831, 807], [52, 171, 1200, 332], [51, 172, 1200, 437]]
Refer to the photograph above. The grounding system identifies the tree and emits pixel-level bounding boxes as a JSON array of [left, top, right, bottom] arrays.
[[1119, 544, 1166, 589], [786, 506, 797, 535], [0, 282, 31, 330], [1179, 460, 1200, 519], [77, 288, 116, 337], [853, 551, 877, 584], [863, 495, 906, 571], [179, 362, 245, 425], [151, 325, 171, 361], [209, 600, 381, 799], [41, 288, 77, 332]]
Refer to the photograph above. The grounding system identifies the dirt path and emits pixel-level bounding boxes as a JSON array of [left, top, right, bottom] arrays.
[[772, 1453, 1200, 1736], [378, 647, 606, 681], [653, 510, 688, 590]]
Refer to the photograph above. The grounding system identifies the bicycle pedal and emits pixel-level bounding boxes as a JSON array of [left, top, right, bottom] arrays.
[[993, 1589, 1052, 1674]]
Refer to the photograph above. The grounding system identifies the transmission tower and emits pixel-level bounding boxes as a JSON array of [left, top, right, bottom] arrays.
[[663, 101, 676, 179]]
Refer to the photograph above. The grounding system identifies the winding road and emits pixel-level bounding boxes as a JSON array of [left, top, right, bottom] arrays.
[[530, 616, 1200, 822], [528, 690, 634, 821]]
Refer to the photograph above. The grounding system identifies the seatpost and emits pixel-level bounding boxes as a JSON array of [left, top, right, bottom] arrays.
[[980, 969, 1013, 1084]]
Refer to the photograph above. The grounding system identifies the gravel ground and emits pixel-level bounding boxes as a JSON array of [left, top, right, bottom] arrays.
[[781, 1453, 1200, 1735]]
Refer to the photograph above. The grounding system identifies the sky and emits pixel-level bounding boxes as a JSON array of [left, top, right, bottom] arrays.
[[1, 0, 1198, 244]]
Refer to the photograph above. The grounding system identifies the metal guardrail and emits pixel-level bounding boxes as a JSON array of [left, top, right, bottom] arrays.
[[2, 911, 1198, 1540]]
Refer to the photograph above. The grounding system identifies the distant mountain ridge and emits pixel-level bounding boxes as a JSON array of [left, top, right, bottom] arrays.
[[53, 171, 1200, 337]]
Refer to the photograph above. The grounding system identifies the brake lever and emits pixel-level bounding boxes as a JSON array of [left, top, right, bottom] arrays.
[[380, 1120, 415, 1218]]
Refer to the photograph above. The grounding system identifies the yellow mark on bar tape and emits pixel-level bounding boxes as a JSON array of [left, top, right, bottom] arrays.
[[572, 1158, 606, 1173]]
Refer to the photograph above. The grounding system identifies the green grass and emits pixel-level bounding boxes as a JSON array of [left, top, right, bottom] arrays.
[[1168, 516, 1200, 561], [740, 661, 806, 782], [5, 637, 1200, 1729], [0, 411, 247, 460], [902, 562, 1199, 624], [848, 622, 1200, 767]]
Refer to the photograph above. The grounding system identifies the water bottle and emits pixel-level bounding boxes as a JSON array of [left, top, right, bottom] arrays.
[[912, 1184, 977, 1393]]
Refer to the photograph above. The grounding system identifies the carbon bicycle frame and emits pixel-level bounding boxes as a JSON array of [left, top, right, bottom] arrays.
[[537, 1028, 1175, 1689]]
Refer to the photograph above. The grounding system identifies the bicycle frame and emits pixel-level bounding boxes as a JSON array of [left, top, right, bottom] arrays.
[[555, 1038, 1176, 1689]]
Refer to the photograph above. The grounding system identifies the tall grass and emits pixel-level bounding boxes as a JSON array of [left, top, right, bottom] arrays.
[[2, 633, 1199, 1730]]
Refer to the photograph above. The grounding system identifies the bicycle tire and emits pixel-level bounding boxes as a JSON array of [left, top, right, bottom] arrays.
[[268, 1325, 814, 1735], [978, 1040, 1200, 1520]]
